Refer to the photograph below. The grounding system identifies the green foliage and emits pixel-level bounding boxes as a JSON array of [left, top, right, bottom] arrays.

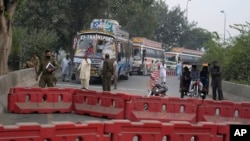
[[223, 29, 250, 83], [180, 27, 213, 50], [9, 27, 58, 66], [201, 23, 250, 84]]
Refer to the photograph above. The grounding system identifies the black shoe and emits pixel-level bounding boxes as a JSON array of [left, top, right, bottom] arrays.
[[81, 87, 86, 89]]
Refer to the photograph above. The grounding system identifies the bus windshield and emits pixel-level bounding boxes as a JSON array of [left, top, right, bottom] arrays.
[[96, 39, 114, 58], [75, 34, 115, 58], [133, 48, 141, 60], [165, 54, 177, 62]]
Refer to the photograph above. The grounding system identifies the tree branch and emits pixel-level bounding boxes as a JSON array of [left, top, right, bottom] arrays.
[[7, 0, 19, 18], [0, 0, 5, 32]]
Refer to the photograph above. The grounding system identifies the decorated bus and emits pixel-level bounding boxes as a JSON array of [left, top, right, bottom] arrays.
[[132, 37, 164, 75], [72, 19, 133, 82]]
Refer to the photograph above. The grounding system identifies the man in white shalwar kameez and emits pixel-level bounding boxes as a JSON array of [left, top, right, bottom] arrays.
[[160, 61, 167, 84], [78, 55, 91, 89], [61, 54, 71, 82]]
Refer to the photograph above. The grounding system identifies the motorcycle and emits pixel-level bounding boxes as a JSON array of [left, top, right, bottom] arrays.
[[147, 80, 168, 97], [188, 80, 206, 99]]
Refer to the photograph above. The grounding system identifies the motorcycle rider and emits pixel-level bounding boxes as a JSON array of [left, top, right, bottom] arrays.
[[188, 65, 203, 95]]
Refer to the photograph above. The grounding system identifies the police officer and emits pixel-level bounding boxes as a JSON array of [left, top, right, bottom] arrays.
[[36, 50, 58, 88], [102, 54, 114, 91]]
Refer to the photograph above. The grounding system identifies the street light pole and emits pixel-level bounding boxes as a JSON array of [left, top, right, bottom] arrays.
[[186, 0, 191, 21], [220, 10, 226, 44]]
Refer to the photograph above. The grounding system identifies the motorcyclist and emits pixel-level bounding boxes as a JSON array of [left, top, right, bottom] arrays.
[[188, 65, 203, 95]]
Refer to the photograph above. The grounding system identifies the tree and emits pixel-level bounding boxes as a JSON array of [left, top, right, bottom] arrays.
[[180, 27, 213, 50], [222, 23, 250, 83], [154, 5, 187, 49], [0, 0, 19, 75], [14, 0, 109, 57]]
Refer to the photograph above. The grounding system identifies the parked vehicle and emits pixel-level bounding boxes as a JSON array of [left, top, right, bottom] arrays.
[[147, 80, 168, 97], [188, 79, 206, 99], [71, 19, 133, 83], [132, 37, 165, 75]]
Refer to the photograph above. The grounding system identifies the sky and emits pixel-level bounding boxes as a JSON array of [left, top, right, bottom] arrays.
[[164, 0, 250, 38]]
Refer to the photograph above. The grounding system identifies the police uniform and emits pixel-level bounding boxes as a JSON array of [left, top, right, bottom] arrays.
[[102, 58, 114, 91], [37, 57, 58, 88]]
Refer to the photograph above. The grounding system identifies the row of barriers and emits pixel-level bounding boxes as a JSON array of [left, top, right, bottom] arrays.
[[7, 87, 250, 124], [0, 120, 236, 141]]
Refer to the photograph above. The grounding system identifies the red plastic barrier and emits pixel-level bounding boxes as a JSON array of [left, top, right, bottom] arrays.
[[52, 121, 110, 141], [166, 70, 176, 76], [104, 120, 223, 141], [104, 120, 168, 141], [0, 121, 110, 141], [0, 122, 48, 141], [8, 87, 43, 111], [150, 71, 160, 87], [170, 121, 223, 141], [8, 87, 75, 113], [197, 100, 250, 124], [74, 89, 131, 119], [125, 96, 201, 123]]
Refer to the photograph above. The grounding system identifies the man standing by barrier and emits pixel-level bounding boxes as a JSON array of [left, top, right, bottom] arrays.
[[36, 50, 58, 88], [102, 54, 114, 91], [211, 61, 224, 100], [78, 55, 91, 90]]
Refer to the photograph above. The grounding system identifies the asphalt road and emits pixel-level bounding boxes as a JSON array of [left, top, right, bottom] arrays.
[[0, 74, 211, 125]]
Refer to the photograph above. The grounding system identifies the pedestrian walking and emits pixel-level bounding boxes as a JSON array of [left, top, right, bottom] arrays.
[[102, 54, 114, 91], [160, 61, 167, 84], [61, 54, 71, 82], [210, 61, 224, 100], [112, 58, 118, 89], [36, 50, 58, 88], [78, 55, 91, 90]]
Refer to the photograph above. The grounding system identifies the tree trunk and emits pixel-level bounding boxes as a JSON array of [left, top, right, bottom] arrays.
[[0, 0, 19, 75]]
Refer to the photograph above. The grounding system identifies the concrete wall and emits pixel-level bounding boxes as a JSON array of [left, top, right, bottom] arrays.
[[222, 81, 250, 102], [0, 68, 38, 113]]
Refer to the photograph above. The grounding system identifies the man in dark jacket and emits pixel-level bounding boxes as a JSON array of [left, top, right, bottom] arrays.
[[210, 61, 224, 100], [36, 50, 58, 88], [102, 54, 114, 91]]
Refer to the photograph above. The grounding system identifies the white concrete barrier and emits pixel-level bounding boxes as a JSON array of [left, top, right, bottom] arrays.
[[222, 81, 250, 101], [0, 68, 38, 113]]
